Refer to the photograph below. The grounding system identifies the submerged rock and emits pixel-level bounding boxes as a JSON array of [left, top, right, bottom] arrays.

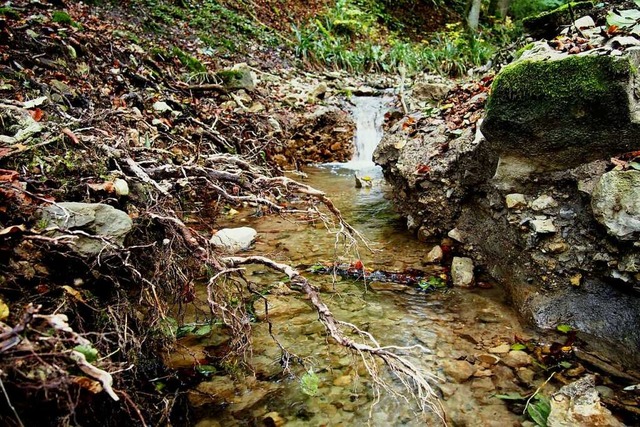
[[210, 227, 257, 253], [41, 202, 132, 256], [451, 257, 475, 287]]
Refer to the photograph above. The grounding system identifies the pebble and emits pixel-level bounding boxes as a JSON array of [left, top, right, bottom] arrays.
[[530, 218, 557, 234], [517, 368, 536, 385], [447, 228, 465, 243], [476, 354, 500, 365], [530, 194, 557, 211], [488, 344, 511, 354], [442, 359, 476, 383], [502, 350, 533, 368], [451, 257, 475, 287]]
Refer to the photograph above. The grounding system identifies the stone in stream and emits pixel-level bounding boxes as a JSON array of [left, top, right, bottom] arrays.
[[505, 193, 527, 209], [425, 245, 443, 263], [210, 226, 257, 253], [502, 350, 533, 368], [451, 257, 475, 287], [547, 375, 624, 427], [442, 359, 476, 383]]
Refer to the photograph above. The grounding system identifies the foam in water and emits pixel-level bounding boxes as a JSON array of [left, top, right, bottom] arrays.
[[324, 96, 391, 177]]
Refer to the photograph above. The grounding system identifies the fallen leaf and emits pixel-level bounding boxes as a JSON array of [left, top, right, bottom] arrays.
[[0, 169, 19, 182], [353, 260, 364, 270], [416, 164, 431, 174], [88, 182, 115, 193], [29, 108, 44, 122], [62, 285, 86, 303], [0, 299, 9, 321]]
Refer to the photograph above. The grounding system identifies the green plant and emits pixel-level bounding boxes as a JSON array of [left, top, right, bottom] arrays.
[[0, 7, 19, 19], [171, 47, 206, 73], [418, 276, 447, 291], [52, 11, 74, 25], [300, 368, 320, 396]]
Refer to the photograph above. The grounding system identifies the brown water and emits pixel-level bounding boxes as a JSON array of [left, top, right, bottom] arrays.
[[177, 165, 555, 427]]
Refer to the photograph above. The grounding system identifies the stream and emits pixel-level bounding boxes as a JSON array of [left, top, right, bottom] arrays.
[[174, 97, 564, 427]]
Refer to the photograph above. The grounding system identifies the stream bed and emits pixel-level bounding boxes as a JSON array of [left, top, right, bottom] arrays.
[[173, 165, 568, 427]]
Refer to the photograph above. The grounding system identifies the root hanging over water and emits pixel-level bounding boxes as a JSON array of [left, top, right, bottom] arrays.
[[222, 255, 446, 422]]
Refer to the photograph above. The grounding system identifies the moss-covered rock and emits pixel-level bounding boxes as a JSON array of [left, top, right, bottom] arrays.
[[522, 1, 594, 39], [481, 51, 639, 171], [216, 63, 256, 91]]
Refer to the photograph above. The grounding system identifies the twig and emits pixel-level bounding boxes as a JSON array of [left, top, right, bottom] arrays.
[[523, 371, 555, 415], [0, 372, 25, 427]]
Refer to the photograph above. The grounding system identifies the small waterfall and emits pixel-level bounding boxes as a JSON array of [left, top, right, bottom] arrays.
[[345, 96, 391, 171]]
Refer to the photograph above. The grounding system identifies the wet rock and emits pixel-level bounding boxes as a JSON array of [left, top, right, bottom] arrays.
[[426, 245, 443, 263], [502, 350, 533, 368], [506, 193, 527, 209], [442, 359, 476, 383], [263, 412, 286, 427], [516, 368, 536, 386], [412, 80, 453, 102], [451, 257, 475, 287], [41, 202, 132, 256], [488, 344, 511, 354], [470, 377, 495, 394], [253, 295, 310, 320], [591, 170, 640, 240], [191, 376, 278, 412], [369, 282, 406, 292], [547, 375, 624, 427], [210, 227, 257, 253]]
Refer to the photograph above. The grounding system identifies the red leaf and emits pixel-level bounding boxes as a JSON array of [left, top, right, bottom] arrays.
[[353, 260, 364, 270], [30, 108, 44, 122]]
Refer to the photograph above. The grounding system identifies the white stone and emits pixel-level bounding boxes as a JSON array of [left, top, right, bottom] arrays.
[[591, 170, 640, 240], [210, 227, 257, 253], [531, 219, 557, 234], [530, 194, 557, 211], [113, 178, 129, 196], [426, 245, 443, 263], [506, 193, 527, 209], [573, 16, 595, 29], [451, 257, 474, 287], [447, 228, 464, 243], [152, 101, 172, 113]]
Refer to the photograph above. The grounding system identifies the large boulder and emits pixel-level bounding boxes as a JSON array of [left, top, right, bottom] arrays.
[[41, 202, 132, 256], [482, 48, 638, 176]]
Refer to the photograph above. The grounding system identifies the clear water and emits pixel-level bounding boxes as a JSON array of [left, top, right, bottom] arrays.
[[176, 100, 555, 427]]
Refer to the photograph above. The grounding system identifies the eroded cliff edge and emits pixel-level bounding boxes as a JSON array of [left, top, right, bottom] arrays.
[[376, 40, 640, 366]]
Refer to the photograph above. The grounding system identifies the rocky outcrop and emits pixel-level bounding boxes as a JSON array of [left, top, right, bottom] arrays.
[[376, 44, 640, 366]]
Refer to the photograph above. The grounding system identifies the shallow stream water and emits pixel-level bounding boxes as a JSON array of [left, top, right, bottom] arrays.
[[177, 98, 561, 427]]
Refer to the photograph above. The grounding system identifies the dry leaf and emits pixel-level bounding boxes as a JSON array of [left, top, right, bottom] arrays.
[[62, 285, 86, 303], [0, 299, 9, 321], [72, 376, 103, 394], [88, 182, 115, 193], [30, 108, 44, 122], [62, 128, 80, 145]]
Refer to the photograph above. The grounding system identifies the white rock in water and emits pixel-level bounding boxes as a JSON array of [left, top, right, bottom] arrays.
[[447, 228, 464, 243], [210, 227, 257, 253], [451, 257, 475, 287], [426, 245, 443, 263], [113, 178, 129, 196], [574, 15, 595, 29], [547, 375, 624, 427]]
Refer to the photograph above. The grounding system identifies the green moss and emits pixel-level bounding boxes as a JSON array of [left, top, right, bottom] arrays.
[[513, 42, 535, 60], [52, 11, 74, 25], [487, 55, 631, 121], [216, 70, 243, 83], [171, 47, 206, 73], [0, 7, 19, 19]]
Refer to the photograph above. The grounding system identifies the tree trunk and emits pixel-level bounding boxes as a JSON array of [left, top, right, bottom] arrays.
[[498, 0, 511, 17], [467, 0, 482, 31]]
